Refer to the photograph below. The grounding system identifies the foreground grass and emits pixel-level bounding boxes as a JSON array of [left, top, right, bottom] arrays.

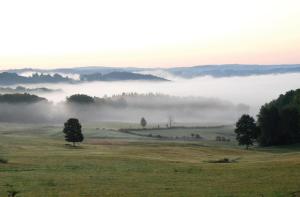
[[0, 124, 300, 196]]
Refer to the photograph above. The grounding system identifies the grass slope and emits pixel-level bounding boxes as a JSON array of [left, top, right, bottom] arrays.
[[0, 123, 300, 196]]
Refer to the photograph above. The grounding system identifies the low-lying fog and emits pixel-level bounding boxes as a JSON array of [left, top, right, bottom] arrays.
[[2, 73, 299, 125], [24, 73, 300, 113]]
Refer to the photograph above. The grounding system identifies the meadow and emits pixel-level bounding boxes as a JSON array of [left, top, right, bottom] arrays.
[[0, 122, 300, 197]]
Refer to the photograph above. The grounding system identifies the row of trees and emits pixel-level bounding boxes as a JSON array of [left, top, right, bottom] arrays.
[[64, 89, 300, 148], [235, 89, 300, 148], [62, 116, 171, 146], [140, 116, 174, 129]]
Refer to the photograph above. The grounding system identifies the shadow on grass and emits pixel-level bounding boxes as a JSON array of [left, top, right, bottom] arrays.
[[64, 144, 84, 149], [290, 190, 300, 197], [0, 157, 8, 164], [5, 184, 20, 197], [254, 143, 300, 154], [206, 157, 241, 163]]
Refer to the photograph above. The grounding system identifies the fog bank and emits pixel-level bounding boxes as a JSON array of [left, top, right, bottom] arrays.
[[0, 94, 249, 125], [20, 73, 300, 115]]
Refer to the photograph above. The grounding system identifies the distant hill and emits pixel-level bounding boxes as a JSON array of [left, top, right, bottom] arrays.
[[4, 66, 145, 75], [80, 72, 167, 81], [0, 71, 167, 85], [3, 64, 300, 79], [0, 93, 46, 103], [0, 72, 72, 85], [166, 64, 300, 78], [0, 86, 61, 94]]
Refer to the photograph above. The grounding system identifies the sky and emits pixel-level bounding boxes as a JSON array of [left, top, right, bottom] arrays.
[[0, 0, 299, 69]]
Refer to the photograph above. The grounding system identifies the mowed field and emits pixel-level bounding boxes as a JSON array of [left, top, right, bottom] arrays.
[[0, 122, 300, 197]]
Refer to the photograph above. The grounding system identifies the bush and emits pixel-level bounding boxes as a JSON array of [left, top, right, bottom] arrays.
[[195, 134, 201, 139], [0, 157, 8, 164], [208, 158, 235, 163], [191, 133, 202, 139], [215, 136, 231, 142]]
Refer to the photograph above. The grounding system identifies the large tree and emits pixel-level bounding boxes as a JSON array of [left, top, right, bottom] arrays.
[[235, 114, 258, 149], [63, 118, 84, 146]]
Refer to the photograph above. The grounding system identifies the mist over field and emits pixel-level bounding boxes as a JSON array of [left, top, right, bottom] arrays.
[[0, 72, 298, 124], [20, 72, 300, 113], [2, 1, 300, 195], [0, 95, 248, 125]]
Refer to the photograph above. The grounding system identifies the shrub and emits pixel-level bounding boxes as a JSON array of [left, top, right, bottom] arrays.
[[195, 134, 202, 139], [208, 158, 232, 163], [0, 157, 8, 164], [216, 136, 231, 142]]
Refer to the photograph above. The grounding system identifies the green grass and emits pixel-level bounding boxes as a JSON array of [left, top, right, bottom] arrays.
[[127, 126, 235, 141], [0, 123, 300, 196]]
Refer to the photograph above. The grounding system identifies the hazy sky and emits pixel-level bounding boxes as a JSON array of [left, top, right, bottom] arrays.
[[0, 0, 299, 69]]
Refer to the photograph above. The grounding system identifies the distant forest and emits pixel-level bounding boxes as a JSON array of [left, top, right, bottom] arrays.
[[0, 72, 71, 85], [80, 72, 167, 81], [0, 71, 167, 85], [0, 86, 60, 94], [0, 93, 46, 103]]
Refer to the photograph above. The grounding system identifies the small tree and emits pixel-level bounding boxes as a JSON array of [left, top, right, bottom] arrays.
[[235, 114, 258, 149], [140, 117, 147, 128], [168, 116, 174, 128], [63, 118, 84, 146]]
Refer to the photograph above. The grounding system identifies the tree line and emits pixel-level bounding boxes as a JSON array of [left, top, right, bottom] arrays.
[[235, 89, 300, 148]]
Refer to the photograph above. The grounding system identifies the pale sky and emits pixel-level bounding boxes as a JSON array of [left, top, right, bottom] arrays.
[[0, 0, 299, 69]]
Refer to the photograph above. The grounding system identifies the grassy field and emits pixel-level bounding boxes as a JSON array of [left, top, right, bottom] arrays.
[[0, 122, 300, 196]]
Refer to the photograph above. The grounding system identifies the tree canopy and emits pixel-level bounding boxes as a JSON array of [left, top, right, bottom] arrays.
[[140, 117, 147, 128], [257, 89, 300, 146], [0, 72, 71, 85], [67, 94, 95, 104], [235, 114, 258, 149], [63, 118, 84, 146]]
